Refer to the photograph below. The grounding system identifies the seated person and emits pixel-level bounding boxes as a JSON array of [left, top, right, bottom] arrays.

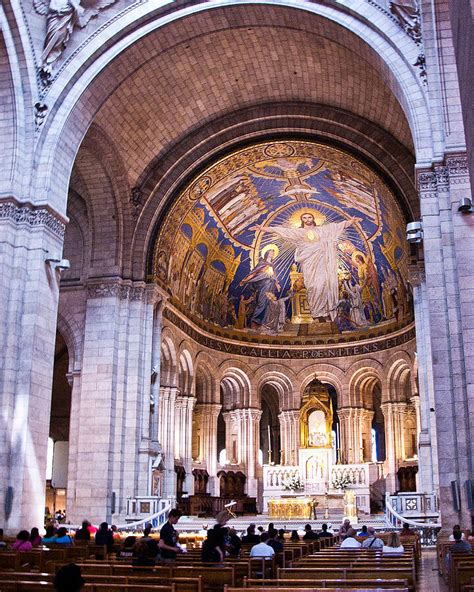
[[361, 526, 384, 549], [382, 531, 404, 554], [141, 525, 159, 558], [400, 522, 415, 538], [303, 524, 319, 540], [12, 530, 33, 552], [42, 525, 57, 545], [0, 528, 6, 548], [29, 527, 42, 547], [75, 521, 91, 542], [290, 530, 300, 541], [201, 528, 224, 563], [449, 524, 465, 541], [249, 532, 275, 559], [55, 527, 74, 545], [117, 536, 136, 559], [132, 540, 155, 566], [449, 529, 472, 554], [318, 523, 333, 538], [358, 525, 369, 538], [277, 528, 286, 541], [242, 524, 261, 544], [267, 529, 283, 552], [340, 528, 361, 549], [227, 528, 242, 557], [54, 563, 85, 592], [111, 525, 121, 541]]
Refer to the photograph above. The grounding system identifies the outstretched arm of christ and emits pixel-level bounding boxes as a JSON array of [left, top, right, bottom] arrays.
[[250, 224, 299, 243]]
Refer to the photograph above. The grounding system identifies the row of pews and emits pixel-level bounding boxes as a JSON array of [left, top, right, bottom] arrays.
[[436, 538, 474, 592], [0, 532, 420, 592]]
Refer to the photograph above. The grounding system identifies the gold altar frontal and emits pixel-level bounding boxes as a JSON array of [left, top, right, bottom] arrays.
[[268, 497, 314, 519]]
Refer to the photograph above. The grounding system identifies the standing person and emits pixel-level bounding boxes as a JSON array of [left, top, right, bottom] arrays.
[[95, 522, 114, 551], [159, 509, 184, 562]]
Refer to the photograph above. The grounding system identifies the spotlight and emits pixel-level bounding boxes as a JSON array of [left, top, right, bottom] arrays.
[[406, 221, 423, 243], [458, 197, 473, 213], [45, 257, 71, 270]]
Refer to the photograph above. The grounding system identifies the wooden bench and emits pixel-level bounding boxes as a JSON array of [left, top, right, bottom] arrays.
[[225, 586, 408, 592], [243, 578, 409, 588]]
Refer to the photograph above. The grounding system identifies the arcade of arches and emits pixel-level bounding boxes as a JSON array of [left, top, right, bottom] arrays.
[[0, 0, 473, 535]]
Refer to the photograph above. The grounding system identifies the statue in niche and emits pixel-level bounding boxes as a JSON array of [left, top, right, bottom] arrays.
[[34, 0, 119, 82], [300, 379, 333, 449]]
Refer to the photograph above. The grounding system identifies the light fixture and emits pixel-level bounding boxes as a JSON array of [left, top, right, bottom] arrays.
[[406, 221, 423, 243], [458, 197, 473, 213], [45, 257, 71, 270]]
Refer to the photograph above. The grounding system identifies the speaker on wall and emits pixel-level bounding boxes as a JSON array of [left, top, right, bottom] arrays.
[[465, 480, 473, 510], [451, 480, 461, 512]]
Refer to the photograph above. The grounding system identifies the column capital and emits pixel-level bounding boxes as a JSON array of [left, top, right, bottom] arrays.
[[195, 403, 222, 417], [278, 409, 300, 421], [145, 282, 169, 307], [0, 196, 66, 240], [410, 394, 420, 409], [407, 263, 425, 287]]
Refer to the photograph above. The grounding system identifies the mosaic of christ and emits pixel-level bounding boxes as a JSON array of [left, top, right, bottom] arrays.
[[152, 141, 413, 339]]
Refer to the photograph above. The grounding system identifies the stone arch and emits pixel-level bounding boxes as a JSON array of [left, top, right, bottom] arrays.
[[33, 1, 432, 220], [253, 364, 296, 411], [194, 351, 219, 404], [160, 330, 178, 387], [177, 348, 194, 395], [295, 364, 346, 409], [385, 354, 414, 402], [56, 311, 83, 373], [220, 365, 252, 410], [345, 359, 384, 406]]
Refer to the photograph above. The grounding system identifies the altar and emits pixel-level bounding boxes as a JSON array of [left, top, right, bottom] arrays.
[[268, 497, 314, 519]]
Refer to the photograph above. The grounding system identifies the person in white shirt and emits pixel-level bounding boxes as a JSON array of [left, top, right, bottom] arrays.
[[448, 525, 465, 541], [383, 531, 404, 554], [249, 532, 275, 559], [340, 528, 361, 548]]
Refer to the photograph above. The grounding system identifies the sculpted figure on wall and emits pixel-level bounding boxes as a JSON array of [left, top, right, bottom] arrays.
[[34, 0, 119, 81]]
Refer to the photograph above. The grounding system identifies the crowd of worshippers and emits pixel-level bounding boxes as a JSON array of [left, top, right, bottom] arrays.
[[2, 510, 473, 565]]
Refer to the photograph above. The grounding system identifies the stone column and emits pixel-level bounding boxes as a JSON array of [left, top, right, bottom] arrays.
[[175, 394, 195, 494], [228, 408, 262, 496], [158, 386, 178, 500], [361, 409, 375, 463], [417, 157, 474, 529], [197, 403, 221, 495], [381, 402, 398, 493], [0, 200, 65, 532], [408, 264, 438, 495], [65, 370, 82, 517], [222, 411, 238, 464], [278, 410, 300, 466], [337, 408, 351, 464]]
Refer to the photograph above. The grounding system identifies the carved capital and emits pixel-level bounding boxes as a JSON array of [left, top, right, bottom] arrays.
[[86, 279, 146, 301], [0, 198, 66, 239], [407, 263, 426, 287]]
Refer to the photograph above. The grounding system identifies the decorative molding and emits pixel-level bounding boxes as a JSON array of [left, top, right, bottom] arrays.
[[389, 0, 422, 44], [413, 53, 426, 84], [164, 307, 416, 359], [0, 198, 66, 239], [34, 102, 48, 132], [131, 186, 144, 219], [86, 279, 146, 300], [407, 263, 426, 287]]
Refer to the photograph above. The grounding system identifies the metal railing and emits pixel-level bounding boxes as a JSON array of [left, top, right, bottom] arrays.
[[385, 492, 441, 546]]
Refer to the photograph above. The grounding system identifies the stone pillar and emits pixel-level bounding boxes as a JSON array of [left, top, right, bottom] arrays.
[[0, 199, 65, 532], [408, 264, 438, 495], [361, 409, 375, 463], [337, 408, 351, 464], [222, 411, 238, 464], [196, 403, 221, 495], [338, 407, 369, 464], [65, 370, 82, 517], [158, 386, 177, 500], [175, 394, 195, 494], [381, 402, 398, 493], [417, 156, 474, 529], [228, 408, 262, 496], [66, 280, 154, 524], [278, 410, 299, 466]]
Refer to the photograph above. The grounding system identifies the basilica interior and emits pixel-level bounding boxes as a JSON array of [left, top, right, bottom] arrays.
[[1, 0, 473, 554]]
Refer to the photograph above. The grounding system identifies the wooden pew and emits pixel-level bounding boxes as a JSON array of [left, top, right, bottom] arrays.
[[243, 578, 409, 588], [225, 587, 409, 592]]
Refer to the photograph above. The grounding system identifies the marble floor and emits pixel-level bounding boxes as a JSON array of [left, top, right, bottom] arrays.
[[418, 549, 449, 591]]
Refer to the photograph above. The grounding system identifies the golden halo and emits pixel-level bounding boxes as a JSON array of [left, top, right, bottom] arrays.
[[352, 250, 366, 265], [261, 243, 279, 258], [288, 208, 326, 228]]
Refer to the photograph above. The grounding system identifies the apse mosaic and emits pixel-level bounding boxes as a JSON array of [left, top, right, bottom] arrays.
[[152, 141, 413, 339]]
